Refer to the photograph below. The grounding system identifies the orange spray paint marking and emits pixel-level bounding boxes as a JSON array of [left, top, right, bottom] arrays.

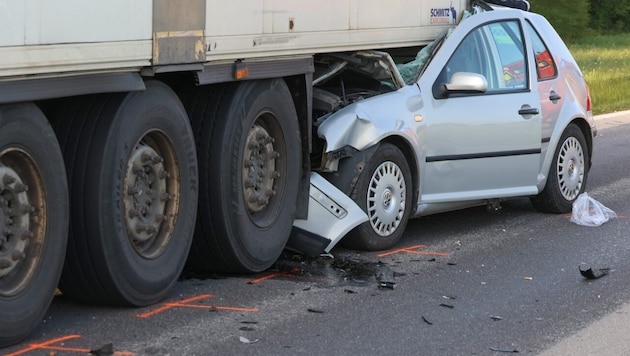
[[137, 294, 258, 319], [5, 334, 134, 356], [377, 244, 450, 258], [247, 267, 303, 284]]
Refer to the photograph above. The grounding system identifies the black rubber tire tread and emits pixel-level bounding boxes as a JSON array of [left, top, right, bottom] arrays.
[[328, 143, 413, 251], [180, 79, 301, 273], [530, 123, 589, 214], [46, 81, 197, 306], [0, 104, 68, 348], [179, 83, 228, 272]]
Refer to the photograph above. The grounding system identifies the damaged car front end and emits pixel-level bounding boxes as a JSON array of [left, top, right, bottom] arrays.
[[290, 1, 595, 255]]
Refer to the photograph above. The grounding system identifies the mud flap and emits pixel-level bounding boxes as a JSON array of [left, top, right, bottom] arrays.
[[288, 172, 368, 256]]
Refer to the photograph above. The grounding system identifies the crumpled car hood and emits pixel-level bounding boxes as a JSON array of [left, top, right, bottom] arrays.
[[318, 85, 423, 153]]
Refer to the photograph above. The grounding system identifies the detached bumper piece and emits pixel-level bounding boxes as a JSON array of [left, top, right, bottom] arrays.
[[288, 173, 368, 256]]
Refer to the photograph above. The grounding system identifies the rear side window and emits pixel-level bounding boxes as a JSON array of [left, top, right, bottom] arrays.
[[526, 21, 557, 81], [487, 21, 527, 89]]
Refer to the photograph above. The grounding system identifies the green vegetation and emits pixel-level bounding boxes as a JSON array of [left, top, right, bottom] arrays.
[[529, 0, 590, 41], [588, 1, 630, 34], [529, 0, 630, 40], [568, 34, 630, 115], [525, 0, 630, 115]]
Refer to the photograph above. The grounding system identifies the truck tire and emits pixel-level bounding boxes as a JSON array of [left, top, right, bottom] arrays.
[[0, 104, 68, 348], [47, 81, 197, 306], [182, 79, 301, 273], [531, 123, 589, 213]]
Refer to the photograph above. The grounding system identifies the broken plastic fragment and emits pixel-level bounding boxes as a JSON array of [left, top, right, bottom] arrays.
[[422, 316, 433, 325], [378, 281, 396, 289], [89, 343, 114, 356], [307, 308, 325, 314], [579, 265, 610, 280], [239, 336, 259, 344], [489, 347, 519, 353]]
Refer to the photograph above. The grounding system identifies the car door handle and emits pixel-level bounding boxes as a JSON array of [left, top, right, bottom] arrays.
[[549, 91, 562, 101], [518, 107, 539, 115]]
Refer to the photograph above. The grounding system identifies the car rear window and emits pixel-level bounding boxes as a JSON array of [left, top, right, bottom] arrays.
[[525, 21, 557, 81]]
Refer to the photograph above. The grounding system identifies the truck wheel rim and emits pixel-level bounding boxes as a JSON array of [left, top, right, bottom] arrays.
[[124, 132, 179, 259], [0, 149, 45, 296], [242, 114, 284, 226], [367, 161, 406, 237], [557, 136, 584, 201]]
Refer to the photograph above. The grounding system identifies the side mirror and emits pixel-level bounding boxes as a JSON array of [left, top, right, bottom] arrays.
[[444, 72, 488, 93], [432, 72, 488, 99]]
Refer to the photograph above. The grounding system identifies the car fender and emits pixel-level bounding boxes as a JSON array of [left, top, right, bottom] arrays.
[[537, 113, 594, 192], [536, 77, 595, 192], [318, 87, 423, 160]]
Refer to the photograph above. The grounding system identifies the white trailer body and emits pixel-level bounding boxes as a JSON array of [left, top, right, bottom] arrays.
[[0, 0, 467, 348], [0, 0, 464, 77]]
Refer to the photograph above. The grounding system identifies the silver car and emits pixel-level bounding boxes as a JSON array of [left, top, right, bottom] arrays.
[[311, 6, 595, 251]]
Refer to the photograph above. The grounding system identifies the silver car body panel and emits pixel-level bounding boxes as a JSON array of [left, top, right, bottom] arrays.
[[522, 12, 596, 191], [317, 8, 595, 218], [292, 172, 368, 253]]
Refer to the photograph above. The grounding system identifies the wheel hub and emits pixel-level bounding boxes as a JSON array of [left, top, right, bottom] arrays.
[[124, 144, 168, 246], [558, 137, 584, 200], [243, 124, 279, 214], [568, 160, 576, 177], [0, 165, 32, 279], [381, 189, 393, 211]]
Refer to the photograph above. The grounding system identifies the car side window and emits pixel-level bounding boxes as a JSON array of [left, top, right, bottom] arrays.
[[436, 20, 527, 95], [488, 21, 527, 89], [525, 21, 557, 81]]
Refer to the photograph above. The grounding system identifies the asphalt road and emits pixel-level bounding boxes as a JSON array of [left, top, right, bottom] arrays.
[[3, 112, 630, 356]]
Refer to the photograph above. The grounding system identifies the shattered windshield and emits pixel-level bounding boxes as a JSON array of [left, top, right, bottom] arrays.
[[397, 34, 447, 85], [396, 9, 475, 85]]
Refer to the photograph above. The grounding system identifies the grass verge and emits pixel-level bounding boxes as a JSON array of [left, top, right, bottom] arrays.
[[568, 33, 630, 115]]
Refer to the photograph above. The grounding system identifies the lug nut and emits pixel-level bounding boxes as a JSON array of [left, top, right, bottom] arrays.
[[159, 170, 170, 179], [20, 231, 33, 240], [2, 175, 16, 186], [11, 251, 25, 261], [20, 205, 34, 215], [14, 183, 28, 193], [141, 152, 154, 163]]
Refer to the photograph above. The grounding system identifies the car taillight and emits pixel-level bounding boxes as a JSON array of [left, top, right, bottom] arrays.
[[586, 84, 592, 112]]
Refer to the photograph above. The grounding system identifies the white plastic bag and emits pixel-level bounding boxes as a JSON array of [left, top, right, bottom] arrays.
[[570, 192, 617, 227]]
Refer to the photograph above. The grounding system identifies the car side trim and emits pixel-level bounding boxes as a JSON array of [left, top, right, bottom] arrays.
[[426, 148, 541, 162]]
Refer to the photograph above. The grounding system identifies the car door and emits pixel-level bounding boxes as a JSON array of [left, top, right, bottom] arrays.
[[418, 15, 542, 203]]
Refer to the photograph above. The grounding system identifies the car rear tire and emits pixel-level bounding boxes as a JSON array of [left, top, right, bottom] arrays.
[[531, 123, 589, 213], [0, 104, 68, 348], [48, 81, 197, 306], [339, 143, 413, 251], [182, 79, 301, 273]]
